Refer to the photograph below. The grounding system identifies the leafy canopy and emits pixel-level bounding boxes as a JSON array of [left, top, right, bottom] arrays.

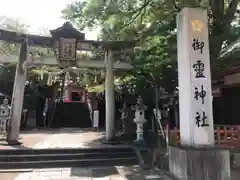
[[62, 0, 240, 97]]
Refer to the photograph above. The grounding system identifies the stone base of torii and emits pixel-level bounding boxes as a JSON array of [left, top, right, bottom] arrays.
[[168, 8, 231, 180]]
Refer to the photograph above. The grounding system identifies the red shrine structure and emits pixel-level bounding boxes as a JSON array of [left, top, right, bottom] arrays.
[[63, 85, 87, 103]]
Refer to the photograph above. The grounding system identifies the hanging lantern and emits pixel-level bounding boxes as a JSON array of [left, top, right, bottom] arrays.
[[40, 69, 44, 80], [76, 71, 80, 83], [94, 75, 97, 83], [100, 69, 105, 79], [65, 72, 71, 84], [54, 75, 59, 82], [47, 72, 53, 86], [52, 75, 55, 83], [83, 73, 90, 85]]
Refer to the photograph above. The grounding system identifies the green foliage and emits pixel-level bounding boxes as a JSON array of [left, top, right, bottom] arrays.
[[0, 1, 239, 100], [0, 63, 16, 81], [0, 17, 100, 87], [0, 16, 29, 55], [62, 0, 240, 96]]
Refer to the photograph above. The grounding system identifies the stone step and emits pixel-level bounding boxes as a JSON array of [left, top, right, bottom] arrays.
[[0, 157, 138, 169], [0, 146, 135, 155], [0, 151, 135, 162], [0, 147, 139, 169]]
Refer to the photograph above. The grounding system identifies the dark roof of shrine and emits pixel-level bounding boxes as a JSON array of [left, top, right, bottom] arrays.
[[212, 37, 240, 79], [219, 38, 240, 58], [50, 22, 85, 40], [212, 52, 240, 79]]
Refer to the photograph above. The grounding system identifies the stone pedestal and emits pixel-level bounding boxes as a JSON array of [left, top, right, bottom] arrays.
[[169, 146, 231, 180], [121, 104, 135, 138], [121, 116, 136, 136], [133, 97, 147, 146]]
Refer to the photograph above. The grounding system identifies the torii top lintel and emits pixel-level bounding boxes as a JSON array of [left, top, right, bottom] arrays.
[[0, 22, 136, 51]]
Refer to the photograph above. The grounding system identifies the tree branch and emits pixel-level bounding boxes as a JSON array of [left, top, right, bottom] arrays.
[[209, 0, 224, 21], [120, 0, 153, 31], [224, 0, 238, 25], [171, 0, 181, 12]]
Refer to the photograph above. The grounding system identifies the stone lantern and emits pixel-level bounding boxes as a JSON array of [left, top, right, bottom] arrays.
[[0, 98, 11, 140], [133, 96, 147, 145]]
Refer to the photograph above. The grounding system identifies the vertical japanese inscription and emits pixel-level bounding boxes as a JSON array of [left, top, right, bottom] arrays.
[[194, 85, 206, 104], [192, 36, 208, 128], [192, 38, 204, 54], [195, 111, 209, 127], [193, 60, 205, 78]]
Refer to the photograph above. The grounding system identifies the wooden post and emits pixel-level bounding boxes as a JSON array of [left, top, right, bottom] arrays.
[[224, 126, 228, 141], [238, 126, 240, 140], [230, 127, 234, 141], [174, 127, 179, 144], [216, 127, 221, 144], [7, 39, 28, 145]]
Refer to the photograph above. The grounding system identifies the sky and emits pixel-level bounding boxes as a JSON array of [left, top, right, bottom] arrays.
[[0, 0, 99, 40]]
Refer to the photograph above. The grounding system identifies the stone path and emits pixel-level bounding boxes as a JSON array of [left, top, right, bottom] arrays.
[[1, 128, 238, 180], [33, 130, 105, 149], [0, 130, 48, 149], [13, 166, 172, 180], [0, 128, 105, 180], [0, 128, 172, 180], [0, 128, 105, 150]]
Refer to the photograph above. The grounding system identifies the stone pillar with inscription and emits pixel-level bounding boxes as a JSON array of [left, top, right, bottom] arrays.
[[168, 8, 231, 180]]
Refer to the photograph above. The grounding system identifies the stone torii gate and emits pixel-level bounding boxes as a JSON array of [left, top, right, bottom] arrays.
[[0, 22, 135, 145]]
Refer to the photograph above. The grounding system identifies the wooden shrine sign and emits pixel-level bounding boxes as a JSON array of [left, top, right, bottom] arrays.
[[57, 38, 77, 67]]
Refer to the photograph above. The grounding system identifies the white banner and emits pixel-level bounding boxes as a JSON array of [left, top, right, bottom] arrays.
[[93, 110, 99, 128]]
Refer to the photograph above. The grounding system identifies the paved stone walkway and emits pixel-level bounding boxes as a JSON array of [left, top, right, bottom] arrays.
[[13, 166, 172, 180], [0, 130, 48, 149], [0, 128, 105, 150], [33, 130, 105, 149], [0, 129, 172, 180], [1, 128, 238, 180]]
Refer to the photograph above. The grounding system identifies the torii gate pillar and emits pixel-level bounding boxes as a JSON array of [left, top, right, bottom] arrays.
[[168, 8, 231, 180], [104, 48, 116, 143], [7, 40, 28, 145]]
